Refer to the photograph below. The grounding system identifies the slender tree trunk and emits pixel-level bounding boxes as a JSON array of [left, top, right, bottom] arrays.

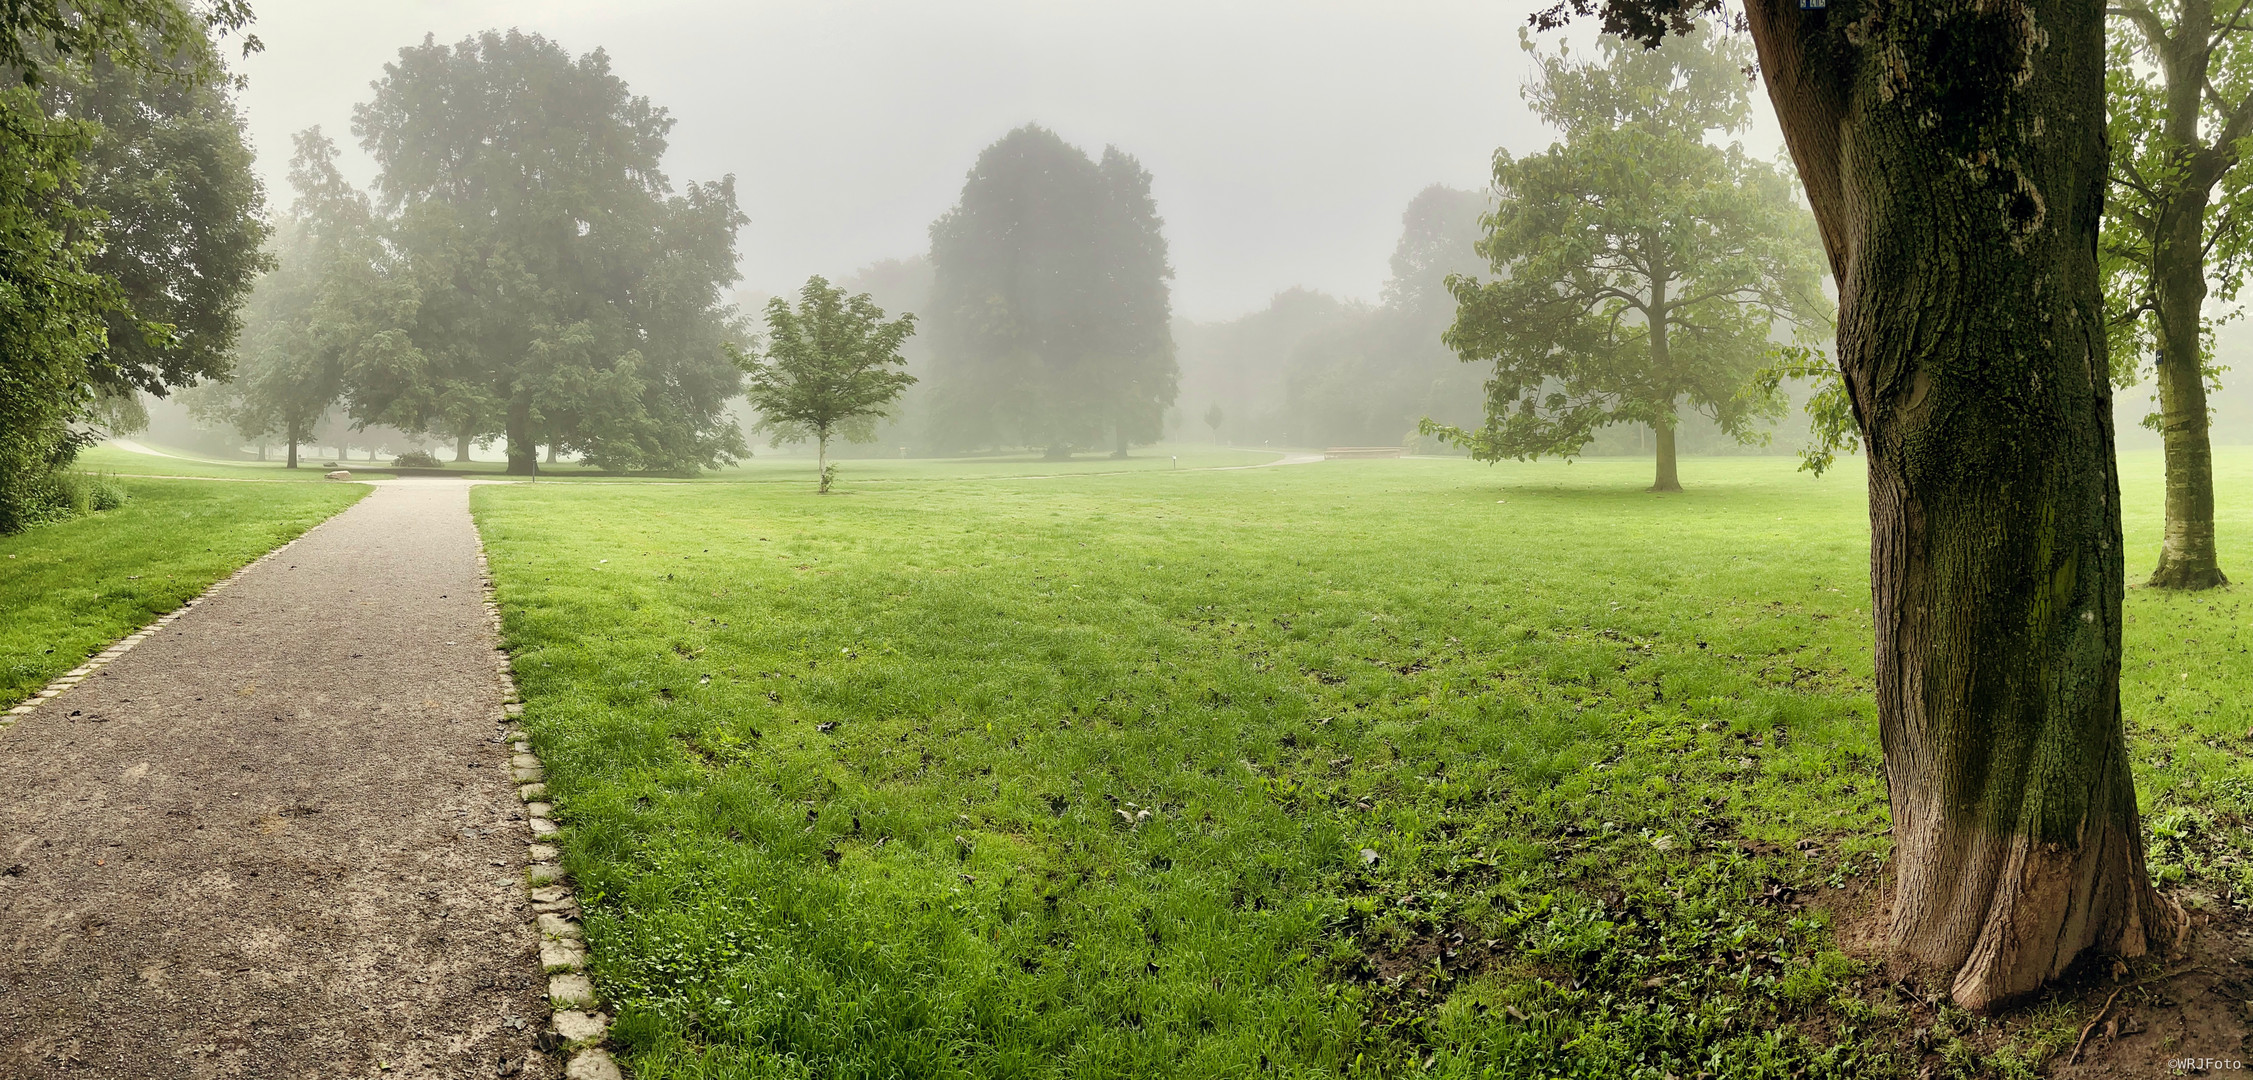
[[2142, 6, 2229, 590], [1746, 0, 2174, 1011], [285, 420, 300, 470], [505, 395, 537, 476], [1651, 419, 1680, 493], [1647, 271, 1681, 493], [2151, 347, 2224, 587], [2148, 178, 2224, 587], [817, 431, 831, 494], [455, 431, 472, 463]]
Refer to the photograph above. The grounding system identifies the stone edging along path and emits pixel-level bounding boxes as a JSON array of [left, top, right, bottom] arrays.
[[476, 542, 625, 1080], [4, 486, 624, 1080]]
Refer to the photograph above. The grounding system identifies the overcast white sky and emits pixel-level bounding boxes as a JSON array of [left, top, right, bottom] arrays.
[[230, 1, 1638, 321]]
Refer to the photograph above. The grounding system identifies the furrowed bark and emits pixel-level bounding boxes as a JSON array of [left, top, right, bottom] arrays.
[[1745, 0, 2174, 1011]]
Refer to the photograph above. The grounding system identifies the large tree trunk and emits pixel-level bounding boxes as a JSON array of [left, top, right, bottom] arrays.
[[285, 420, 299, 470], [545, 442, 559, 465], [1746, 0, 2174, 1011], [1651, 420, 1680, 493], [454, 431, 472, 463], [505, 395, 537, 476]]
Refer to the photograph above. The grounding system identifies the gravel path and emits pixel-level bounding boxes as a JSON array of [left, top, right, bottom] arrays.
[[0, 479, 556, 1079]]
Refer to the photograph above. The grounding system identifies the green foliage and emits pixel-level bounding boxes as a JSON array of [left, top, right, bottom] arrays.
[[351, 30, 749, 474], [734, 274, 918, 492], [43, 38, 272, 402], [0, 0, 254, 87], [0, 10, 266, 532], [1751, 345, 1858, 477], [0, 476, 365, 702], [1424, 29, 1828, 475], [392, 448, 441, 468], [2099, 1, 2253, 402], [928, 125, 1178, 456], [0, 88, 124, 534]]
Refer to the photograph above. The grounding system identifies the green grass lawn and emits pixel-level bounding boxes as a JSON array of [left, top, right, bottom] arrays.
[[79, 440, 1281, 486], [473, 448, 2253, 1079], [1, 477, 367, 703], [74, 442, 383, 482]]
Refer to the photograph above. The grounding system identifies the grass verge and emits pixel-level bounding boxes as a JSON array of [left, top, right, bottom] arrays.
[[1, 477, 367, 702], [474, 449, 2252, 1079]]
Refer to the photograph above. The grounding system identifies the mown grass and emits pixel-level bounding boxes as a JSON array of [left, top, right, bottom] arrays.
[[0, 477, 367, 703], [75, 443, 376, 481], [473, 448, 2253, 1079]]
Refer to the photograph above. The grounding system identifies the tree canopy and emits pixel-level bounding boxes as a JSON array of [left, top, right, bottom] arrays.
[[1426, 27, 1827, 491], [350, 29, 749, 475], [927, 125, 1179, 458]]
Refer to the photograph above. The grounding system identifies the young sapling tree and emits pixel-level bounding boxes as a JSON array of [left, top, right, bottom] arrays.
[[736, 275, 917, 493]]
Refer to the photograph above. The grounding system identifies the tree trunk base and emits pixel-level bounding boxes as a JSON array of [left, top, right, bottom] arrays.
[[1648, 480, 1683, 494], [2147, 558, 2227, 591], [1892, 815, 2186, 1014]]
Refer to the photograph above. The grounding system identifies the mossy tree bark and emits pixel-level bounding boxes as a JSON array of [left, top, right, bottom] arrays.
[[1745, 0, 2175, 1010]]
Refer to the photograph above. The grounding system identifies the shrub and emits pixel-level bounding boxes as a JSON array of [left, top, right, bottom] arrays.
[[7, 470, 128, 530], [393, 449, 442, 468]]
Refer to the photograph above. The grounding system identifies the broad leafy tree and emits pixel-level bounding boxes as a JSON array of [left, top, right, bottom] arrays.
[[2101, 0, 2253, 589], [188, 129, 404, 468], [0, 90, 117, 531], [1426, 28, 1827, 492], [0, 1, 261, 532], [1542, 0, 2175, 1008], [927, 125, 1179, 458], [735, 275, 917, 493], [352, 30, 749, 475], [45, 38, 271, 407]]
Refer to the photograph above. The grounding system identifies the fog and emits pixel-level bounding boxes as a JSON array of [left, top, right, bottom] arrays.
[[197, 1, 2253, 457], [236, 0, 1546, 321]]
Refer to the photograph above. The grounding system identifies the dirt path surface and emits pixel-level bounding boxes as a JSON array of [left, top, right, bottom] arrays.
[[0, 479, 555, 1079]]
